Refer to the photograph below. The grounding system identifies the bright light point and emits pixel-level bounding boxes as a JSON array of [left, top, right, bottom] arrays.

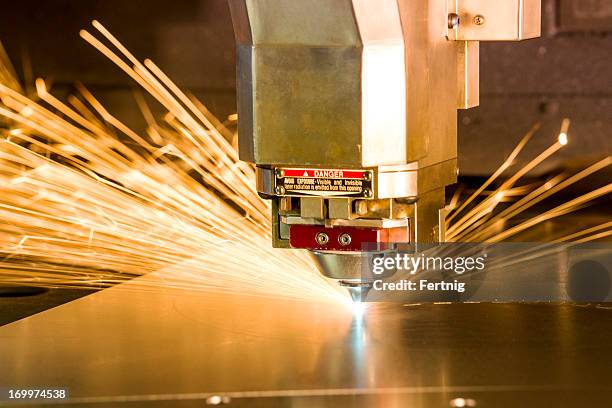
[[34, 164, 52, 175], [9, 129, 22, 136], [124, 170, 147, 183], [450, 397, 477, 407], [494, 191, 505, 201], [35, 78, 47, 95], [206, 395, 231, 405], [351, 301, 367, 316], [20, 106, 33, 117], [58, 144, 81, 154], [558, 132, 568, 145]]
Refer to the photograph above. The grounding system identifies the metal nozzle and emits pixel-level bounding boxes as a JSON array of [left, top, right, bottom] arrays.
[[311, 251, 396, 302], [339, 280, 372, 302], [310, 251, 366, 281]]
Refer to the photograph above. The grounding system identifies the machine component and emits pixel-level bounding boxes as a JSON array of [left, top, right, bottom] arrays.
[[446, 0, 541, 41], [228, 0, 541, 300]]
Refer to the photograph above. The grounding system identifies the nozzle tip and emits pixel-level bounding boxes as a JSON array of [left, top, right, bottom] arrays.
[[339, 280, 372, 302], [350, 301, 367, 316]]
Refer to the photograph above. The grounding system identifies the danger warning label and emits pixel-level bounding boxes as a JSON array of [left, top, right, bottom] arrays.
[[274, 168, 373, 198]]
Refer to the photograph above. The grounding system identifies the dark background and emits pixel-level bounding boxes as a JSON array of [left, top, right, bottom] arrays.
[[0, 0, 609, 175]]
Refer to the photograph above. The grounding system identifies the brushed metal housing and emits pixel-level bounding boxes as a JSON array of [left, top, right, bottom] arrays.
[[228, 0, 458, 172], [228, 0, 541, 251]]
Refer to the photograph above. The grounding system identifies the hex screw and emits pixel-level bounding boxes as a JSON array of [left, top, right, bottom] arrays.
[[473, 15, 485, 25], [363, 171, 372, 181], [275, 185, 286, 195], [315, 232, 330, 246], [275, 168, 284, 178], [363, 188, 372, 198], [448, 13, 460, 29], [338, 233, 352, 246]]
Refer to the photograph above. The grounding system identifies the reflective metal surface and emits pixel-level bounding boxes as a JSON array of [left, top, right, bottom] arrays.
[[447, 0, 541, 41], [311, 250, 400, 283], [2, 266, 612, 407], [457, 40, 480, 109], [228, 0, 542, 254], [311, 251, 367, 280]]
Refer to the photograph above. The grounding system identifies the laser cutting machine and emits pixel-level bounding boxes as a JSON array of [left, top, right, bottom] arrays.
[[228, 0, 541, 299]]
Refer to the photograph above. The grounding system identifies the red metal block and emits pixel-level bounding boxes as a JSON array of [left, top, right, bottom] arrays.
[[289, 224, 409, 251]]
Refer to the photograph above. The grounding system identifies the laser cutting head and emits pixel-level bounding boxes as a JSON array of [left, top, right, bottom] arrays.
[[228, 0, 541, 299]]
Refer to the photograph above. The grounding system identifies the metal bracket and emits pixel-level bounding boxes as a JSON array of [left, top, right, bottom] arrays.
[[447, 0, 541, 109], [447, 0, 541, 41]]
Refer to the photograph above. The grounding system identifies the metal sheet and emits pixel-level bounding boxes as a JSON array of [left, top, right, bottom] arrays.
[[2, 266, 612, 407]]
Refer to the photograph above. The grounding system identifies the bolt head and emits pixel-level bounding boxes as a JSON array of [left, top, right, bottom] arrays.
[[473, 14, 485, 25], [448, 13, 460, 29], [315, 232, 330, 246], [275, 185, 286, 195], [275, 168, 284, 178], [363, 189, 372, 198], [338, 233, 352, 246]]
